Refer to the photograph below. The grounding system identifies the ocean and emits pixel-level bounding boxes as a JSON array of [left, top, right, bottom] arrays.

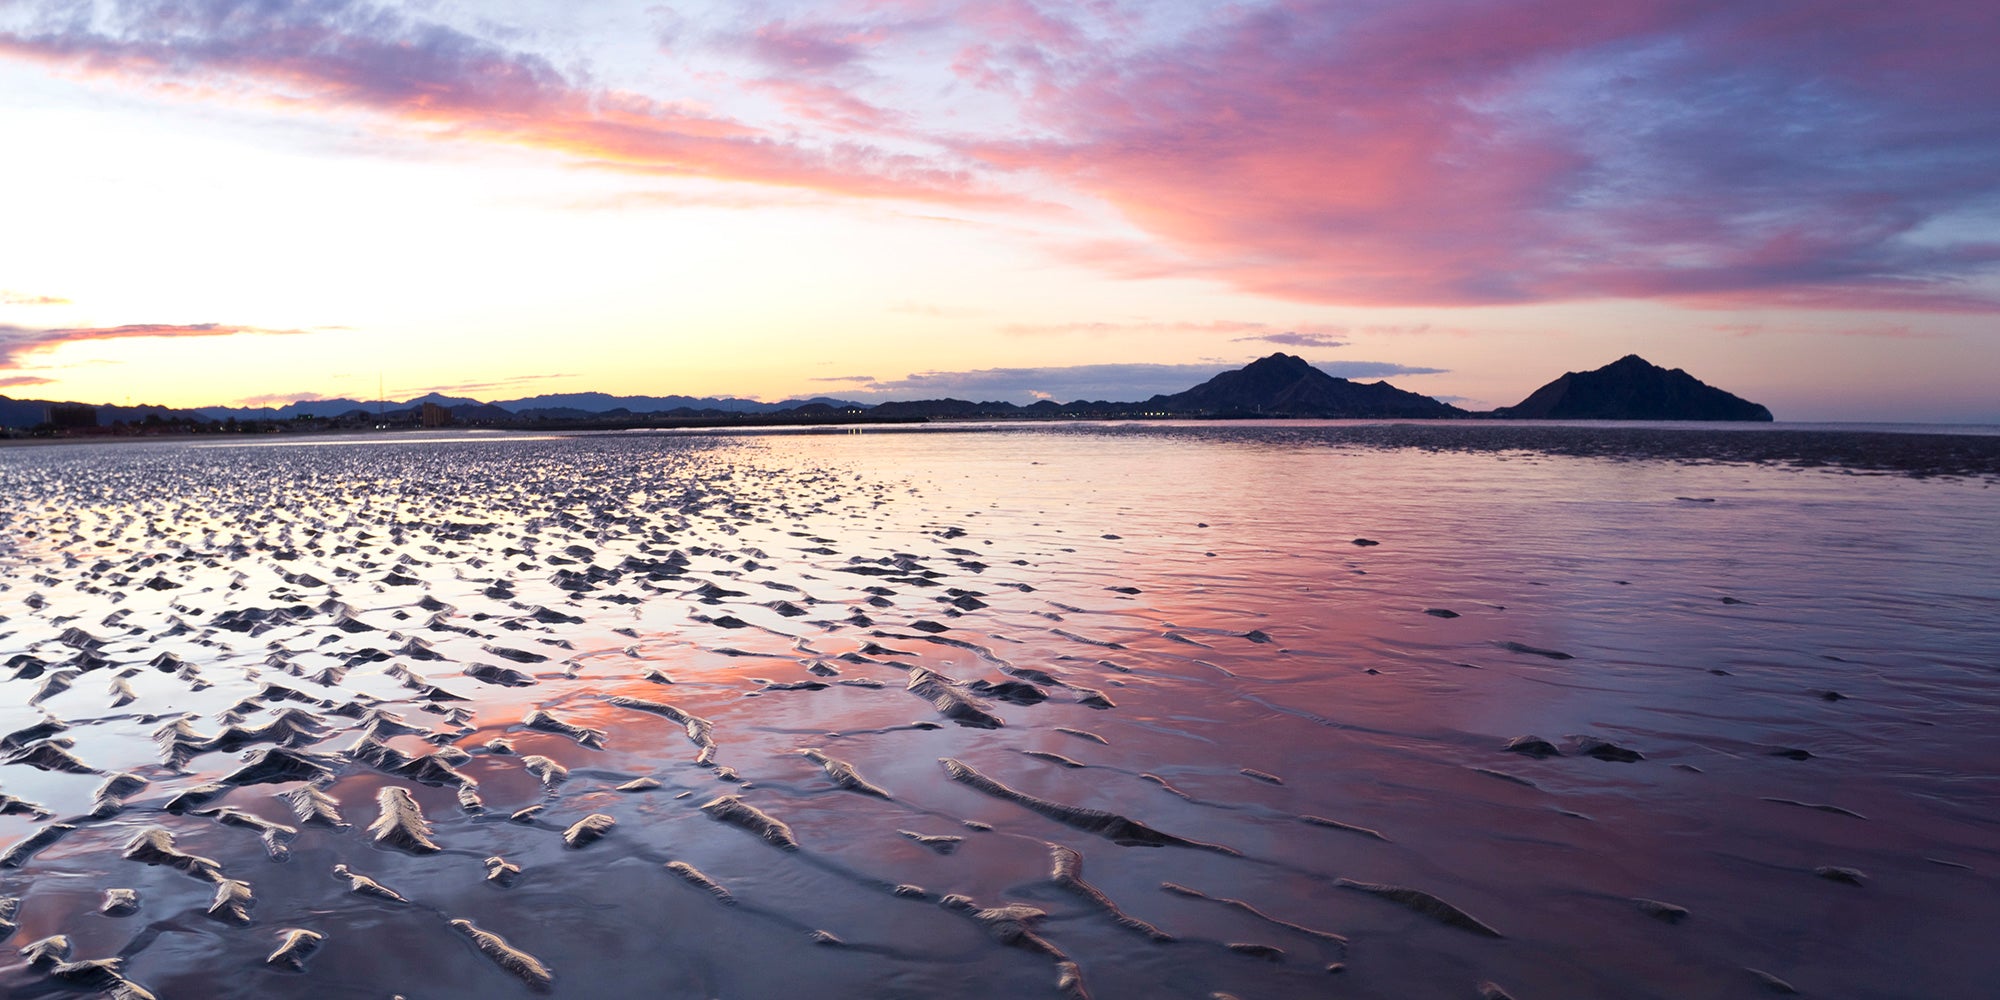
[[1, 422, 1995, 998]]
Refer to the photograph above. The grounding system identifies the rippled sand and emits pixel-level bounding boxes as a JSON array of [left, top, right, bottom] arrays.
[[1, 426, 1996, 998]]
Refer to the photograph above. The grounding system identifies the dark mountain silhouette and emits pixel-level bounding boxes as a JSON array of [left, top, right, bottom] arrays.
[[0, 395, 205, 428], [3, 353, 1777, 432], [197, 398, 378, 421], [1145, 353, 1461, 417], [1493, 355, 1772, 421], [496, 392, 861, 417], [197, 392, 868, 423]]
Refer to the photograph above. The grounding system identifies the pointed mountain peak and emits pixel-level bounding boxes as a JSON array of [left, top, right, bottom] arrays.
[[1602, 354, 1669, 373], [1242, 352, 1316, 373]]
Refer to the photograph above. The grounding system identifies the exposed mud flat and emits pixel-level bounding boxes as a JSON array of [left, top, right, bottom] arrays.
[[0, 425, 1997, 998]]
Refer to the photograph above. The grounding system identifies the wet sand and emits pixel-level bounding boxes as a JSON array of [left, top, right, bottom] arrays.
[[1, 425, 1997, 998]]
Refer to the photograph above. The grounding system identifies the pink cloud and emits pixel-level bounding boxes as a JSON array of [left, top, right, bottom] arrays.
[[0, 322, 307, 368], [0, 0, 990, 204], [963, 0, 2000, 311], [398, 373, 579, 397], [746, 77, 902, 133], [1000, 319, 1282, 337], [741, 20, 878, 73], [0, 374, 56, 389], [1716, 321, 1947, 340], [1234, 331, 1347, 348], [231, 390, 333, 407], [3, 1, 1996, 314]]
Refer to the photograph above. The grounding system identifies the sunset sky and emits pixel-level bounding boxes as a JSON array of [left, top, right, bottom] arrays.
[[1, 1, 1995, 421]]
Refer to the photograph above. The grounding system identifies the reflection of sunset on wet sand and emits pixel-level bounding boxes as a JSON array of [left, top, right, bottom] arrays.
[[0, 426, 1994, 997]]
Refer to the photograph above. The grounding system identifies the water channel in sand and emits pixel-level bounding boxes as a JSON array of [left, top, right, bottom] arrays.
[[1, 423, 1995, 998]]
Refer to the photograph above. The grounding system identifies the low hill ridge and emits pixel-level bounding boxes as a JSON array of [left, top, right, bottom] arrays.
[[1146, 353, 1462, 418], [1494, 355, 1772, 421]]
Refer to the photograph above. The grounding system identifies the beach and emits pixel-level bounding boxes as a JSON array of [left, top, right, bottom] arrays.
[[1, 423, 1996, 998]]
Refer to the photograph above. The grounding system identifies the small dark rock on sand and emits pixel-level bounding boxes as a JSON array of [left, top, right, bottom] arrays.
[[1161, 880, 1343, 946], [1572, 736, 1644, 762], [266, 928, 323, 971], [333, 864, 408, 902], [940, 757, 1237, 854], [800, 748, 893, 798], [562, 814, 617, 848], [207, 879, 254, 924], [1300, 814, 1388, 840], [484, 856, 522, 886], [1227, 942, 1284, 960], [1335, 879, 1501, 937], [1500, 641, 1574, 660], [1050, 845, 1174, 942], [368, 787, 440, 854], [1747, 967, 1801, 994], [1023, 750, 1086, 769], [701, 795, 798, 850], [0, 823, 77, 868], [1503, 735, 1561, 759], [451, 918, 553, 991], [665, 861, 734, 904], [900, 829, 963, 854]]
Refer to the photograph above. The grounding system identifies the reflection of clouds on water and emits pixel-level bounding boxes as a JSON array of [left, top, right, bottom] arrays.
[[0, 427, 1994, 997]]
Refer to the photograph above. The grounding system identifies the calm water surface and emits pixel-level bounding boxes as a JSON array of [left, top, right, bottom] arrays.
[[0, 425, 1994, 999]]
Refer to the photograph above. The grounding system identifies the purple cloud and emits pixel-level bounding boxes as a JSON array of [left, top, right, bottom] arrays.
[[851, 359, 1446, 404], [0, 0, 986, 201], [1232, 331, 1347, 348], [964, 0, 2000, 310]]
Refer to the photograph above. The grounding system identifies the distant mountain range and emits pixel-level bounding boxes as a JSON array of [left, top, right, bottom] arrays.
[[0, 353, 1773, 430], [190, 391, 867, 422]]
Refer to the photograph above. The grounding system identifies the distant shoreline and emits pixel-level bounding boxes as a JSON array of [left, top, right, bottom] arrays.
[[6, 417, 1998, 481]]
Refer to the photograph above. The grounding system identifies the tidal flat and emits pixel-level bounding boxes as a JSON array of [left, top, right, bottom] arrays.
[[1, 423, 1996, 998]]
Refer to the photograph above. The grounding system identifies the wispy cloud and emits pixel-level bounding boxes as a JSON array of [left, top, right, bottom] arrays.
[[0, 322, 307, 368], [888, 301, 985, 318], [810, 374, 876, 382], [230, 390, 334, 407], [396, 373, 579, 398], [1232, 331, 1347, 348], [1001, 319, 1295, 337], [1716, 322, 1948, 340], [959, 0, 2000, 311], [0, 0, 991, 204], [0, 291, 69, 306], [849, 359, 1446, 404], [0, 374, 56, 389], [1353, 323, 1471, 337]]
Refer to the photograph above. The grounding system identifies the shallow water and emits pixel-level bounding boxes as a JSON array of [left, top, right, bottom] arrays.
[[1, 425, 1996, 999]]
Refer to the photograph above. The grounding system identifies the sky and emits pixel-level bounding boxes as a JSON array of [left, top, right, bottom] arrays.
[[0, 0, 1995, 421]]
